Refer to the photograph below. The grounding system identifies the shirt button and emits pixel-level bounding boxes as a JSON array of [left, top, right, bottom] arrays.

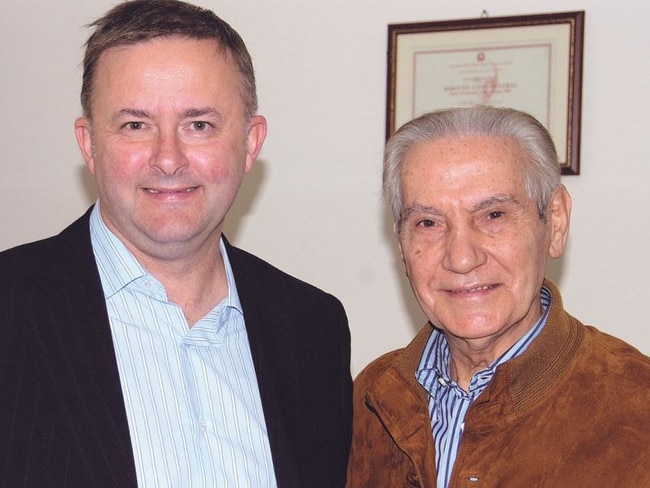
[[199, 418, 209, 430]]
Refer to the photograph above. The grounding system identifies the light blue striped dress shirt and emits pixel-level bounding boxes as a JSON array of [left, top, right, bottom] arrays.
[[416, 286, 552, 488], [89, 205, 277, 487]]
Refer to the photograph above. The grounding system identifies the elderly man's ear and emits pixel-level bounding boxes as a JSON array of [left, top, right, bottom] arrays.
[[548, 185, 572, 259]]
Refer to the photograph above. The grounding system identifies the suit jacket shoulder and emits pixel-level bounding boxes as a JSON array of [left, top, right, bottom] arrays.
[[0, 208, 138, 487]]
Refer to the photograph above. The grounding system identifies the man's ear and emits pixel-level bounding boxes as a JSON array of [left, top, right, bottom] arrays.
[[394, 221, 409, 277], [393, 222, 403, 257], [244, 115, 268, 173], [548, 185, 572, 258], [74, 117, 96, 175]]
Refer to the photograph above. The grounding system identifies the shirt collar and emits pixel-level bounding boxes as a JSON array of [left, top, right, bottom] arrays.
[[89, 202, 242, 313]]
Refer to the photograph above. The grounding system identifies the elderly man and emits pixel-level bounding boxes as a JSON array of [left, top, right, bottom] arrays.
[[0, 1, 351, 486], [346, 106, 650, 488]]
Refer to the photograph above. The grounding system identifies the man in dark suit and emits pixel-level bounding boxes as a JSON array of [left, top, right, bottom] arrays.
[[0, 1, 352, 487]]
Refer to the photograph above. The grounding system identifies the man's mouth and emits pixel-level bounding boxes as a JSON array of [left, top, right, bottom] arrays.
[[144, 186, 199, 194], [449, 284, 497, 294]]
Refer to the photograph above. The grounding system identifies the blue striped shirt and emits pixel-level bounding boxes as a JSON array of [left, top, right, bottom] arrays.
[[89, 204, 277, 487], [416, 287, 552, 488]]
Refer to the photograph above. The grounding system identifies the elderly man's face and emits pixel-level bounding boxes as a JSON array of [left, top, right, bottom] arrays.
[[397, 135, 570, 350]]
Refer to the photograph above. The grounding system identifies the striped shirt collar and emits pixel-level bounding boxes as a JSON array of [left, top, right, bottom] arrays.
[[417, 286, 553, 394], [89, 202, 242, 313]]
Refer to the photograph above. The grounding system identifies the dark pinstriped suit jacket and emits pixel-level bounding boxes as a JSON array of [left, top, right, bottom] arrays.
[[0, 208, 352, 487]]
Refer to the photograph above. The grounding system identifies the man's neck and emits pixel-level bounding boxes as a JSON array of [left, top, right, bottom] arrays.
[[132, 239, 228, 328], [445, 320, 538, 392]]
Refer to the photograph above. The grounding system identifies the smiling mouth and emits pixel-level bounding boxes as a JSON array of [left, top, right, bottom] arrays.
[[144, 187, 199, 194], [449, 284, 497, 294]]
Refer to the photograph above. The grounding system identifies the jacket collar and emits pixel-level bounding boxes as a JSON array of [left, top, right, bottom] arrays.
[[365, 280, 585, 435]]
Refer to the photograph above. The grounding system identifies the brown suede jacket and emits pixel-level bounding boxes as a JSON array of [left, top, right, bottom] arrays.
[[346, 280, 650, 487]]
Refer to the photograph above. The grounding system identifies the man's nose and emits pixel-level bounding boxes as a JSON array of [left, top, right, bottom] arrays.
[[442, 225, 487, 274], [150, 131, 188, 175]]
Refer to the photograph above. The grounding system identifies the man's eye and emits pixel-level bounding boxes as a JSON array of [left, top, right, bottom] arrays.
[[124, 122, 144, 130], [190, 121, 211, 131], [488, 211, 505, 220], [417, 219, 436, 227]]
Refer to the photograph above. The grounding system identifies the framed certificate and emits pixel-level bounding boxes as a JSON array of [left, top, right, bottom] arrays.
[[387, 11, 585, 174]]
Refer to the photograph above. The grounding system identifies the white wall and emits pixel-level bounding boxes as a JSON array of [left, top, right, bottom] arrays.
[[2, 0, 649, 375]]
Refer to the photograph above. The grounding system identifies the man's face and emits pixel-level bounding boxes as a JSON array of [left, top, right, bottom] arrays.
[[397, 136, 570, 349], [75, 37, 266, 261]]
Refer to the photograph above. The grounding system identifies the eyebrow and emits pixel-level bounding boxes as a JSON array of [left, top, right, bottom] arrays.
[[401, 203, 442, 221], [402, 194, 521, 219], [183, 107, 222, 119], [113, 107, 223, 120], [471, 194, 521, 212], [115, 108, 152, 120]]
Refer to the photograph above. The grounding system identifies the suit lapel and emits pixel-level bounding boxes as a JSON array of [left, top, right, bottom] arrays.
[[225, 238, 302, 487]]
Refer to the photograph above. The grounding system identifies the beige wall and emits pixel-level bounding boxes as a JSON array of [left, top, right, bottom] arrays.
[[2, 0, 648, 375]]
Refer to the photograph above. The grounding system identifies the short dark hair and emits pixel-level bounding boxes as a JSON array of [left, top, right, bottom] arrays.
[[80, 0, 257, 120]]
